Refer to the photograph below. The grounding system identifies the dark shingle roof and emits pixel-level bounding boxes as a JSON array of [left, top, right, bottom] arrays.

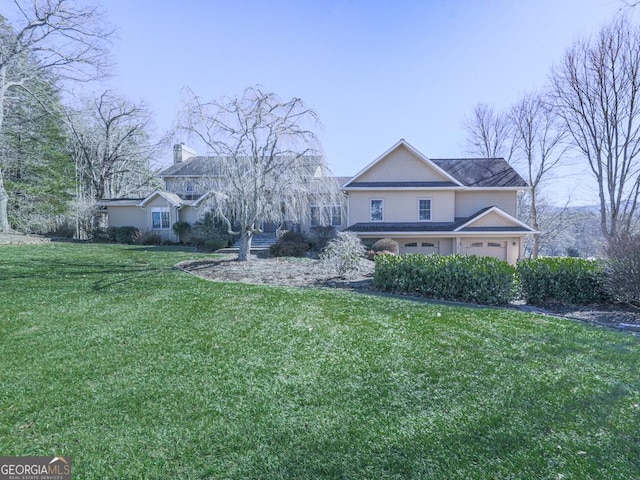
[[345, 181, 458, 188], [430, 158, 527, 188], [344, 206, 534, 234], [160, 155, 325, 178]]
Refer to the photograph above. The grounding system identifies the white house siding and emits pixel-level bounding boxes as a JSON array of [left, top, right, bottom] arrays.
[[179, 206, 202, 225], [348, 190, 455, 224], [355, 144, 451, 183], [455, 191, 518, 218], [468, 211, 519, 228], [106, 206, 146, 228]]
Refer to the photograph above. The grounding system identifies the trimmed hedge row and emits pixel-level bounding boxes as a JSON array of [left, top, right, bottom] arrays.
[[374, 254, 610, 306], [374, 254, 518, 305], [518, 257, 609, 306]]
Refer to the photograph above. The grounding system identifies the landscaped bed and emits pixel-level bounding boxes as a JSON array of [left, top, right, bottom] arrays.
[[1, 243, 640, 479]]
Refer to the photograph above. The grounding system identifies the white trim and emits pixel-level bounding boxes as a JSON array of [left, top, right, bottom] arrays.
[[454, 206, 537, 232], [370, 198, 384, 222], [138, 190, 182, 207], [418, 197, 432, 222], [343, 139, 463, 188]]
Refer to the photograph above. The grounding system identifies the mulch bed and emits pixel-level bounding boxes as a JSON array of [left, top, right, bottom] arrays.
[[176, 253, 640, 335]]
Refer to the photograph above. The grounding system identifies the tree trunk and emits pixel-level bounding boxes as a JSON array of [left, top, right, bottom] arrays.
[[237, 230, 253, 261], [0, 169, 10, 232]]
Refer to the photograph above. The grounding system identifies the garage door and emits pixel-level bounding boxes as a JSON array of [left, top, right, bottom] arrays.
[[464, 240, 507, 260], [400, 241, 440, 255]]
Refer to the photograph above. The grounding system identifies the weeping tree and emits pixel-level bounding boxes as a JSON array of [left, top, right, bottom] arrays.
[[177, 85, 339, 261], [0, 0, 112, 231]]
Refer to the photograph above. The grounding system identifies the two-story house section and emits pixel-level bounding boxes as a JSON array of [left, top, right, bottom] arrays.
[[343, 139, 536, 264]]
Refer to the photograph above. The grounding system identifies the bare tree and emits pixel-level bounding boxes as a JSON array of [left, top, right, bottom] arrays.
[[66, 90, 159, 236], [510, 92, 567, 257], [0, 0, 112, 231], [551, 16, 640, 239], [463, 103, 514, 160], [177, 86, 338, 261]]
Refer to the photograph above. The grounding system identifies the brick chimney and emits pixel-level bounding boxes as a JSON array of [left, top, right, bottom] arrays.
[[173, 143, 197, 164]]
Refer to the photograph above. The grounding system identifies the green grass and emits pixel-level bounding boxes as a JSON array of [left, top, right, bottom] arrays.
[[1, 243, 639, 479]]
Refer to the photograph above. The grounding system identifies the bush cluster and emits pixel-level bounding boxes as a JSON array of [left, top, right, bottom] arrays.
[[269, 231, 311, 257], [518, 257, 609, 306], [106, 226, 140, 244], [602, 234, 640, 305], [320, 231, 366, 277], [374, 254, 518, 305], [372, 237, 399, 255]]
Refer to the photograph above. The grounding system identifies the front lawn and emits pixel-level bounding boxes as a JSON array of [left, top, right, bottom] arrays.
[[1, 243, 639, 479]]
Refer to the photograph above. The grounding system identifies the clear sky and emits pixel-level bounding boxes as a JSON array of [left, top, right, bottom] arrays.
[[99, 1, 630, 204]]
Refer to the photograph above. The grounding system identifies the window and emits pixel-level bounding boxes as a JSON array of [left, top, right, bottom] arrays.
[[422, 242, 435, 247], [310, 206, 321, 227], [311, 205, 342, 227], [470, 242, 483, 248], [488, 242, 503, 248], [370, 199, 383, 221], [151, 207, 170, 229], [331, 206, 342, 226], [404, 242, 418, 247], [418, 198, 432, 221]]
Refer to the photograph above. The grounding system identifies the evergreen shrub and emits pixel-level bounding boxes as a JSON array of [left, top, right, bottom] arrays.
[[517, 257, 609, 305], [374, 253, 518, 305], [269, 231, 311, 257]]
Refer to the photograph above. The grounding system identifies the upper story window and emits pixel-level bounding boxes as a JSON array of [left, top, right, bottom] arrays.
[[370, 199, 383, 222], [311, 205, 342, 227], [418, 198, 432, 221], [151, 207, 170, 229]]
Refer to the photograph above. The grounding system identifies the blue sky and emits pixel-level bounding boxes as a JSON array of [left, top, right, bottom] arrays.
[[101, 1, 627, 204]]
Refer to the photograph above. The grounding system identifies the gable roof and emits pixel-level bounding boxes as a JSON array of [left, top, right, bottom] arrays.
[[344, 139, 462, 188], [343, 139, 527, 189], [138, 190, 184, 207]]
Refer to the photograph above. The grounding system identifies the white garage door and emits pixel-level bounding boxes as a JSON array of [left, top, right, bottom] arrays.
[[400, 241, 440, 255], [464, 240, 507, 260]]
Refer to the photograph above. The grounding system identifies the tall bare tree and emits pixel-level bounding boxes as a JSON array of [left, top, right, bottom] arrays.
[[0, 0, 112, 231], [66, 90, 158, 236], [463, 103, 514, 160], [510, 92, 567, 257], [551, 16, 640, 239], [177, 86, 338, 261]]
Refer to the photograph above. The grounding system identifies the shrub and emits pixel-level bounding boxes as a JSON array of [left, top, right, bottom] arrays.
[[309, 226, 336, 251], [517, 257, 609, 306], [204, 238, 228, 251], [90, 227, 112, 243], [374, 253, 518, 305], [602, 234, 640, 305], [191, 212, 231, 247], [320, 231, 367, 278], [134, 231, 163, 245], [269, 231, 311, 257], [172, 221, 192, 243], [108, 226, 140, 244], [372, 238, 399, 255]]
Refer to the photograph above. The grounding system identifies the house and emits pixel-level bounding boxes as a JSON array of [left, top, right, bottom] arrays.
[[98, 144, 347, 242], [342, 139, 535, 264], [100, 139, 535, 263]]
